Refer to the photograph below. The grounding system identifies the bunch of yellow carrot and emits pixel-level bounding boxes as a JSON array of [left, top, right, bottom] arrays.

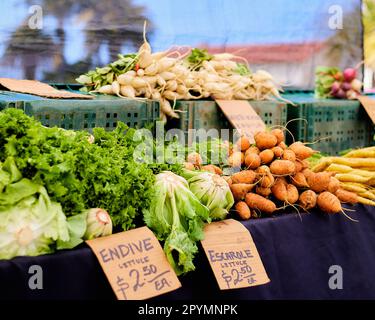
[[312, 146, 375, 206]]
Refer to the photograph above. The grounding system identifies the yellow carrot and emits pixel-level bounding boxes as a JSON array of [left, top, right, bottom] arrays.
[[312, 158, 332, 172], [329, 157, 375, 167], [335, 173, 370, 183], [359, 192, 375, 200], [326, 164, 375, 178], [357, 196, 375, 206], [343, 182, 371, 189], [343, 146, 375, 158], [356, 167, 375, 172], [340, 183, 369, 194]]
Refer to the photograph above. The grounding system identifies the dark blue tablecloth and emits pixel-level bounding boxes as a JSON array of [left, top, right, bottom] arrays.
[[1, 205, 375, 300]]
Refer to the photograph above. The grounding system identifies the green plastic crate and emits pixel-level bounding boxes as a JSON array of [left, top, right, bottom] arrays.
[[0, 85, 160, 132], [283, 92, 375, 155], [171, 100, 287, 144], [0, 91, 43, 110]]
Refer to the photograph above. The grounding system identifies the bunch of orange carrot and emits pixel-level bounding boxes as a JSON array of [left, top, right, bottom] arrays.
[[186, 129, 362, 220]]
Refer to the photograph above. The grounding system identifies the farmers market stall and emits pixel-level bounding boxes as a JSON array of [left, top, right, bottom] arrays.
[[0, 12, 374, 301], [1, 204, 375, 300]]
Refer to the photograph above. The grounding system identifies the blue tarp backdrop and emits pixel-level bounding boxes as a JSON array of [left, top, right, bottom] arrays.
[[0, 0, 363, 89]]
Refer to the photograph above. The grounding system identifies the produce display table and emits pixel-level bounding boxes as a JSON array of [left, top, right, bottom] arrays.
[[1, 205, 375, 300]]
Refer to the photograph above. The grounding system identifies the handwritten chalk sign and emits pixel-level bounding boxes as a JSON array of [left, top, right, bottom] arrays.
[[201, 219, 270, 290], [216, 100, 266, 143], [358, 95, 375, 124], [86, 227, 181, 300]]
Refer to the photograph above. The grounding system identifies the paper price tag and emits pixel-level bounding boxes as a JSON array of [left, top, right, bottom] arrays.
[[216, 100, 266, 143], [86, 227, 181, 300], [358, 95, 375, 124], [201, 219, 270, 290]]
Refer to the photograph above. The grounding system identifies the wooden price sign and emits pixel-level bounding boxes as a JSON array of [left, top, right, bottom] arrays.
[[216, 100, 266, 143], [358, 95, 375, 124], [86, 227, 181, 300], [201, 219, 270, 290]]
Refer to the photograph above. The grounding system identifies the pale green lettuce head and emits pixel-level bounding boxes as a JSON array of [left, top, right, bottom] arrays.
[[0, 158, 71, 260], [0, 182, 70, 260]]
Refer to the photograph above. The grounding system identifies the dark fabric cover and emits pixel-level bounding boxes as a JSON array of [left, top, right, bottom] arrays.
[[1, 204, 375, 300]]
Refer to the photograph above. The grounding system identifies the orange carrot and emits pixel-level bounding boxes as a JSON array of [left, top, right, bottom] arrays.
[[299, 190, 317, 210], [271, 178, 288, 201], [245, 193, 277, 214], [245, 153, 261, 170], [230, 183, 254, 201], [256, 165, 271, 175], [335, 189, 358, 204], [287, 184, 299, 204], [259, 172, 275, 188], [272, 146, 284, 158], [295, 161, 303, 173], [236, 136, 251, 152], [231, 170, 256, 184], [259, 149, 274, 164], [254, 132, 278, 150], [235, 201, 251, 220], [307, 172, 331, 193], [291, 172, 309, 188], [289, 142, 317, 160], [271, 128, 285, 144], [256, 186, 272, 197], [278, 141, 288, 150], [317, 192, 342, 214], [245, 146, 260, 156], [282, 149, 296, 162], [327, 177, 340, 194], [270, 160, 296, 175], [213, 165, 223, 175], [302, 168, 314, 179]]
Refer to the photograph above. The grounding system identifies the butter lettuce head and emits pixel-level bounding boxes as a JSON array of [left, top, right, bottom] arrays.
[[0, 181, 70, 260], [0, 158, 70, 260], [143, 171, 210, 275], [182, 170, 234, 220]]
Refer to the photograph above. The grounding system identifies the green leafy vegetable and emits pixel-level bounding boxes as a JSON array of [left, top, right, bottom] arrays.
[[76, 53, 138, 91], [233, 63, 251, 76], [187, 48, 213, 70], [57, 213, 87, 250], [0, 158, 70, 260], [143, 171, 210, 275], [181, 170, 234, 220], [83, 208, 112, 241], [0, 109, 180, 231]]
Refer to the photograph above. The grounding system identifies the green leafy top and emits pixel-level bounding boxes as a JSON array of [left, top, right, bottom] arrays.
[[187, 48, 213, 70], [76, 53, 138, 92], [233, 63, 251, 76], [314, 66, 342, 98]]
